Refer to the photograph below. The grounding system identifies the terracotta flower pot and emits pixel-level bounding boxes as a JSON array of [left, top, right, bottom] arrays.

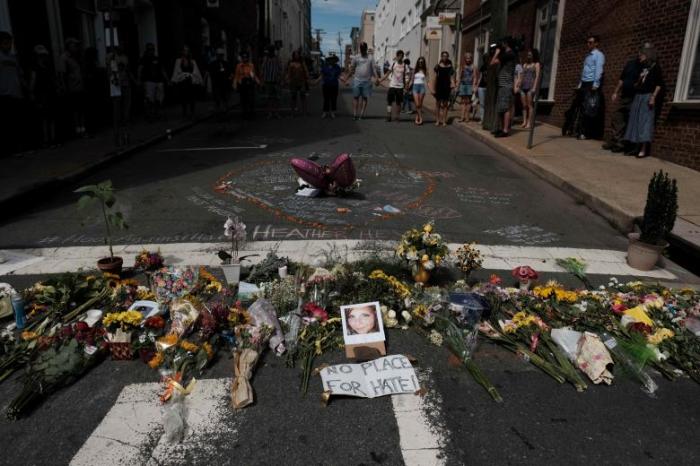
[[627, 233, 667, 271], [97, 256, 124, 275], [413, 265, 431, 284]]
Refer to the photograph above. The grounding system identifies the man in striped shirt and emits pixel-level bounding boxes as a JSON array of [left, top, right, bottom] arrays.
[[261, 46, 283, 119]]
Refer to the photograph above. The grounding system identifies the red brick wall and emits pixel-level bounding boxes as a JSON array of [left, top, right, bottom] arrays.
[[551, 0, 698, 170]]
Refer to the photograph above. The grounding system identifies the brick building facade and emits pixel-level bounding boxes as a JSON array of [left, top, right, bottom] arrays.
[[461, 0, 700, 171]]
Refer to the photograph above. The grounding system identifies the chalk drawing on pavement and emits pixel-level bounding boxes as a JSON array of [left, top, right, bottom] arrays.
[[483, 225, 559, 245], [213, 156, 437, 231]]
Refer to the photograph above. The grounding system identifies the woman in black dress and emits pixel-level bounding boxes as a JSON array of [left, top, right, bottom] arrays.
[[431, 51, 455, 127]]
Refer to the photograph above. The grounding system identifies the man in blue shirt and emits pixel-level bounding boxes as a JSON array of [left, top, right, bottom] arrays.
[[575, 35, 605, 139]]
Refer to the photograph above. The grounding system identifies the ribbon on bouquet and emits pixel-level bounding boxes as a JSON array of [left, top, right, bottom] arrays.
[[231, 348, 260, 409], [160, 375, 197, 403]]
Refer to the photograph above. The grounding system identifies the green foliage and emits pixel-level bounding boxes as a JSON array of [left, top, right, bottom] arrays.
[[75, 180, 128, 258], [640, 171, 678, 245]]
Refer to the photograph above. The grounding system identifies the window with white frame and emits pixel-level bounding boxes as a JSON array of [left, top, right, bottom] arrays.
[[675, 0, 700, 102], [533, 0, 563, 101]]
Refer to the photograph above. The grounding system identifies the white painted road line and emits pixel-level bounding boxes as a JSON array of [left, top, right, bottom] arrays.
[[70, 378, 236, 466], [392, 369, 447, 466], [1, 240, 677, 279], [158, 145, 268, 152]]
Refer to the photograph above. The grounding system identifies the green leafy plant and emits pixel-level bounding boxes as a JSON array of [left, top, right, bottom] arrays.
[[75, 180, 128, 260], [640, 171, 678, 245]]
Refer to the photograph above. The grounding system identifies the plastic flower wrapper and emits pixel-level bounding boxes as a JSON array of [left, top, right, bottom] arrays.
[[247, 298, 286, 355], [169, 299, 201, 338], [231, 324, 274, 409], [161, 377, 196, 443]]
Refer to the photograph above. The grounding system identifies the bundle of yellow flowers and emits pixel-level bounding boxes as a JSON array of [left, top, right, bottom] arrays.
[[102, 310, 143, 332], [369, 270, 412, 299], [533, 281, 579, 303]]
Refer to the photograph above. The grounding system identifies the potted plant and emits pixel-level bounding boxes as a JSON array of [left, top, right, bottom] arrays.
[[627, 171, 678, 271], [219, 216, 249, 285], [75, 180, 128, 275]]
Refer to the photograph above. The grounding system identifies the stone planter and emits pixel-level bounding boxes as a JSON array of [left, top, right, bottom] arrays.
[[627, 233, 667, 271]]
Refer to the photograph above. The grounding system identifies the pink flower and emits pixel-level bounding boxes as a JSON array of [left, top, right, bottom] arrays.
[[512, 265, 538, 282], [303, 302, 328, 322]]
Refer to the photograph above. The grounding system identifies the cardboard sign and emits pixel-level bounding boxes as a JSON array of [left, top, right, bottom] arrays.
[[320, 355, 419, 399]]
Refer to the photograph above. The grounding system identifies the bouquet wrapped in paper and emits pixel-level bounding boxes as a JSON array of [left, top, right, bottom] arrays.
[[231, 321, 274, 409], [161, 377, 196, 443], [169, 299, 200, 338]]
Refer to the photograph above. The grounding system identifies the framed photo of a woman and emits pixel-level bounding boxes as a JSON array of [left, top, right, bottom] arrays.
[[340, 301, 386, 345]]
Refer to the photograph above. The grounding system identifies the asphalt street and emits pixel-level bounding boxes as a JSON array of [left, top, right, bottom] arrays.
[[1, 88, 699, 465], [1, 87, 629, 251]]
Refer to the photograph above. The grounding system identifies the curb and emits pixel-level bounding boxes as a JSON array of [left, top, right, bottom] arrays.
[[0, 110, 223, 219]]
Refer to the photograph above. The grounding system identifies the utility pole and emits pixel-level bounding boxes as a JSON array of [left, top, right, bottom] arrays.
[[314, 28, 324, 50], [337, 31, 343, 64]]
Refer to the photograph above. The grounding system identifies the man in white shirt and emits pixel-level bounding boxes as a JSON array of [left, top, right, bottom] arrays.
[[345, 42, 380, 120], [378, 50, 407, 122]]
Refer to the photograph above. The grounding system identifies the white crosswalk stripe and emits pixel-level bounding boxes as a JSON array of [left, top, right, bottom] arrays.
[[0, 240, 675, 279]]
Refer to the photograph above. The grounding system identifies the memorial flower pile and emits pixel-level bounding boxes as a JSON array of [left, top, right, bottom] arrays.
[[1, 220, 700, 420]]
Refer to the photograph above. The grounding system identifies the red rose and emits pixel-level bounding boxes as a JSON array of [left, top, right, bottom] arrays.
[[60, 326, 74, 339], [629, 322, 653, 335], [75, 322, 90, 332], [145, 316, 166, 329]]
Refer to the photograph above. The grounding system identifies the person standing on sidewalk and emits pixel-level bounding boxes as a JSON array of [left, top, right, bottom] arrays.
[[0, 31, 25, 156], [491, 38, 517, 137], [483, 44, 501, 132], [314, 54, 342, 119], [431, 51, 456, 127], [58, 38, 87, 138], [457, 52, 477, 123], [378, 50, 408, 122], [345, 42, 379, 121], [603, 51, 642, 153], [209, 48, 233, 113], [411, 57, 429, 125], [624, 44, 664, 159], [575, 35, 605, 140], [107, 47, 133, 146], [233, 51, 259, 119], [475, 56, 488, 122], [286, 51, 309, 117], [138, 43, 168, 122], [518, 49, 540, 129], [260, 46, 282, 119], [401, 58, 414, 114], [171, 46, 203, 120], [29, 45, 58, 149]]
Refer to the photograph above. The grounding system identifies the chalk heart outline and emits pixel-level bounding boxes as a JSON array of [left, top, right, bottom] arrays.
[[213, 159, 437, 231]]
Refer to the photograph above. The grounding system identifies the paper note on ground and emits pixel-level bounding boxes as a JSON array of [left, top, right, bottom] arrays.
[[320, 354, 419, 398]]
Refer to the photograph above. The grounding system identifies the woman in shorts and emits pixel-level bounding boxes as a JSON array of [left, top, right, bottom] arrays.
[[518, 49, 540, 129], [411, 57, 428, 125], [286, 51, 309, 116], [458, 52, 478, 123]]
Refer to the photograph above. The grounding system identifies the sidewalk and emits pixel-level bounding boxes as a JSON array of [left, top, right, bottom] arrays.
[[0, 101, 232, 217], [421, 95, 700, 252]]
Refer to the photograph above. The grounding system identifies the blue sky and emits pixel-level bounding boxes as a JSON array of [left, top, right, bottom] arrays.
[[312, 0, 377, 55]]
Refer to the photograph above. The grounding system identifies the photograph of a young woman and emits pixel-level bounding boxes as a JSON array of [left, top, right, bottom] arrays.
[[341, 301, 385, 345], [345, 304, 380, 335]]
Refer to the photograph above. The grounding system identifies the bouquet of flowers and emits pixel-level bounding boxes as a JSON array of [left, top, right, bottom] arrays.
[[103, 309, 143, 360], [151, 267, 199, 304], [396, 222, 449, 278], [231, 323, 273, 409], [134, 249, 165, 272], [454, 242, 483, 280]]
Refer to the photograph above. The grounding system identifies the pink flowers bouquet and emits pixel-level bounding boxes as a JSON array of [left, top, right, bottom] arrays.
[[151, 267, 199, 303]]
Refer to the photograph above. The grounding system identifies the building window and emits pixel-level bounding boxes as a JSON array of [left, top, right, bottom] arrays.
[[675, 0, 700, 102], [533, 0, 563, 101]]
